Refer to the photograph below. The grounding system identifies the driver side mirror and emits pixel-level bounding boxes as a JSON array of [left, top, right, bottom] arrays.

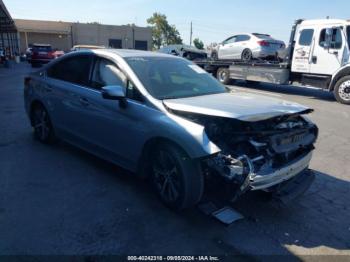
[[324, 28, 333, 49], [101, 85, 125, 100], [101, 85, 127, 107]]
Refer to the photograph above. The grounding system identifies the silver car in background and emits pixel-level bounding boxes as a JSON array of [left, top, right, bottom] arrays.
[[24, 49, 317, 211], [212, 33, 285, 61]]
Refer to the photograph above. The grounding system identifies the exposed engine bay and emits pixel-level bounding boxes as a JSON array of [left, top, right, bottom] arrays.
[[171, 109, 318, 201]]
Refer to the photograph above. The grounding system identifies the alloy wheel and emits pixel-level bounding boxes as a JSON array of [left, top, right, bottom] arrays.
[[152, 150, 181, 203]]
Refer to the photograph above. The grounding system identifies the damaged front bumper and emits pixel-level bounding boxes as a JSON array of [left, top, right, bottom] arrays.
[[250, 151, 313, 190]]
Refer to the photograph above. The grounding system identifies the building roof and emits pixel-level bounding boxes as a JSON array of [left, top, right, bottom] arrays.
[[15, 19, 71, 34], [0, 0, 17, 32]]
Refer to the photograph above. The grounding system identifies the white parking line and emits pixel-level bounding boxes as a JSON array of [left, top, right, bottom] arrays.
[[229, 86, 283, 98]]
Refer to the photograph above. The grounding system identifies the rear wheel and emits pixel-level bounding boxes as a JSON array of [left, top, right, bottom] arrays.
[[151, 144, 204, 210], [334, 76, 350, 105], [216, 67, 231, 85], [31, 104, 56, 144], [241, 48, 253, 62]]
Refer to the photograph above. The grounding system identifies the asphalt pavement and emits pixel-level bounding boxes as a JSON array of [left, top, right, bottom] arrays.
[[0, 63, 349, 259]]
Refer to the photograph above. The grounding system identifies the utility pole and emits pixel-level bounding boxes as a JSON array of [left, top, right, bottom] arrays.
[[190, 21, 193, 46]]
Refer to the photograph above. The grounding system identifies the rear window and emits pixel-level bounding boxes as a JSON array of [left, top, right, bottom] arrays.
[[253, 33, 273, 40], [299, 29, 314, 46], [33, 45, 52, 52]]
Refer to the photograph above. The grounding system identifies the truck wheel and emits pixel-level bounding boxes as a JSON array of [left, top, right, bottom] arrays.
[[217, 67, 231, 85], [151, 143, 204, 210], [334, 76, 350, 105], [241, 48, 253, 61]]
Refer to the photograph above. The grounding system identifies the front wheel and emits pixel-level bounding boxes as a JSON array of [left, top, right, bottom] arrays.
[[151, 144, 204, 210], [334, 76, 350, 105]]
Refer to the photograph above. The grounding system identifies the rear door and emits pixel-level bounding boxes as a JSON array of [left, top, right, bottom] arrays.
[[292, 28, 315, 73], [309, 27, 346, 75], [233, 35, 251, 58], [46, 54, 94, 139]]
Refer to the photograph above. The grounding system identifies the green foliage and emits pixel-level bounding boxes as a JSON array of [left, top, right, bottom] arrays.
[[147, 13, 183, 49], [193, 38, 204, 50]]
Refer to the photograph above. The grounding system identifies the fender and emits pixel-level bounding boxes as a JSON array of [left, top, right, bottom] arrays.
[[329, 63, 350, 91]]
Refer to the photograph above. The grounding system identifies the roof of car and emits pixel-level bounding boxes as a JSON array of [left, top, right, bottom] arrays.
[[93, 48, 175, 58]]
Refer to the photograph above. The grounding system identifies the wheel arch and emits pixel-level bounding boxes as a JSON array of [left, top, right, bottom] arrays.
[[137, 136, 195, 178]]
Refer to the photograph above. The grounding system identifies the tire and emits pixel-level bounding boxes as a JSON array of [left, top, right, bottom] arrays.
[[211, 51, 218, 60], [151, 143, 204, 210], [334, 76, 350, 105], [241, 48, 253, 62], [31, 104, 56, 144], [216, 67, 231, 85]]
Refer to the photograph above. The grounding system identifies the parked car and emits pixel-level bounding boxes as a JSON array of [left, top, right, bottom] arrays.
[[26, 47, 33, 62], [0, 48, 5, 64], [212, 33, 285, 61], [158, 45, 208, 60], [30, 44, 65, 67], [24, 49, 318, 210], [71, 45, 106, 52]]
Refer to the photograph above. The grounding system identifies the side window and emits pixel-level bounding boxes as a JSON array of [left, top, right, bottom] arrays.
[[90, 57, 144, 102], [126, 80, 143, 102], [319, 28, 343, 49], [47, 55, 92, 86], [90, 58, 126, 90], [224, 36, 236, 45], [347, 26, 350, 48], [236, 35, 251, 42], [299, 29, 314, 46]]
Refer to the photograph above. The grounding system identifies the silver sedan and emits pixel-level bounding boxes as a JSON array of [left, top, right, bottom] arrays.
[[212, 33, 285, 61], [24, 49, 317, 210]]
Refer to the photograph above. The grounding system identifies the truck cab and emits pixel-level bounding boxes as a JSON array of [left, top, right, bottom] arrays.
[[291, 19, 350, 104], [195, 19, 350, 104]]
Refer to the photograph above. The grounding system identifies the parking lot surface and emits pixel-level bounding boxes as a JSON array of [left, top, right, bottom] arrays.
[[0, 63, 350, 259]]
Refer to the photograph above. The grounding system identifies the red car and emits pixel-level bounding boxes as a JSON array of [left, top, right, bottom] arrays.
[[30, 44, 64, 67]]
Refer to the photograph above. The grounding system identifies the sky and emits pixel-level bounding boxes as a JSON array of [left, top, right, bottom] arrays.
[[4, 0, 350, 45]]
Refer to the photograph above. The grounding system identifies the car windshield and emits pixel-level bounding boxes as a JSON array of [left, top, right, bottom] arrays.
[[126, 57, 228, 100]]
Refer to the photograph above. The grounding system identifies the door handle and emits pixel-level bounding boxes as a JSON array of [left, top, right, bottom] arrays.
[[312, 56, 317, 64], [43, 85, 52, 93], [79, 97, 90, 106]]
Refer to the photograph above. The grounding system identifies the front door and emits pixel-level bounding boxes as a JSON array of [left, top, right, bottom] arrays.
[[309, 27, 346, 75], [292, 28, 315, 73], [219, 36, 237, 59], [71, 57, 149, 169]]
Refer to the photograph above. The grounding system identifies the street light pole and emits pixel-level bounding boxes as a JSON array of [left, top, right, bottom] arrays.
[[190, 21, 193, 46]]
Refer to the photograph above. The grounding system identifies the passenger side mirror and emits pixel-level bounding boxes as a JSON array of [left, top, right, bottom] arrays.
[[101, 85, 126, 100]]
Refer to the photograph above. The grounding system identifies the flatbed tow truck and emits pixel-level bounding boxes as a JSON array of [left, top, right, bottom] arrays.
[[195, 19, 350, 104]]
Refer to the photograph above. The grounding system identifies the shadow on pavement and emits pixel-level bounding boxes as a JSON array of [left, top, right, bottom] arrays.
[[57, 142, 350, 257]]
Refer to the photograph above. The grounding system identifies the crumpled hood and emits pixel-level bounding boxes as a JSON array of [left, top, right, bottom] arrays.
[[163, 91, 312, 121]]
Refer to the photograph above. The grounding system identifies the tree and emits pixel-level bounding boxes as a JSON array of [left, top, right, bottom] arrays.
[[147, 13, 183, 49], [193, 38, 204, 50]]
